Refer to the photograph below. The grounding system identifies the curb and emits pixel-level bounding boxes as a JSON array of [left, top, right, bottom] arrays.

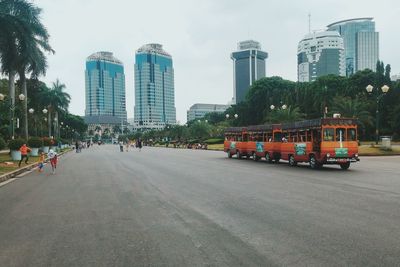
[[0, 149, 72, 184]]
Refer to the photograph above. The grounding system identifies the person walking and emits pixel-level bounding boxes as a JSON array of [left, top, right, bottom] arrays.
[[18, 143, 31, 167], [119, 141, 124, 152], [137, 139, 142, 152], [37, 151, 45, 172], [47, 149, 58, 174], [75, 141, 79, 153]]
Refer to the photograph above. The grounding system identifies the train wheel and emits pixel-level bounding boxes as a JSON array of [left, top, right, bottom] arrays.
[[253, 152, 260, 161], [236, 151, 242, 159], [340, 162, 350, 170], [228, 151, 232, 158], [289, 155, 297, 166], [309, 155, 320, 169], [265, 152, 272, 163]]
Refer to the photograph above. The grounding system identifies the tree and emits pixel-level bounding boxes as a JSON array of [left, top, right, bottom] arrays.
[[0, 0, 54, 140], [112, 125, 121, 134], [266, 106, 304, 123]]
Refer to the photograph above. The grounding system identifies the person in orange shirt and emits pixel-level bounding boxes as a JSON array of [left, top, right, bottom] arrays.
[[37, 151, 45, 172], [18, 143, 31, 167]]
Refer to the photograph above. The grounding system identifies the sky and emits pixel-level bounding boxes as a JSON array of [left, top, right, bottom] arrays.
[[33, 0, 400, 123]]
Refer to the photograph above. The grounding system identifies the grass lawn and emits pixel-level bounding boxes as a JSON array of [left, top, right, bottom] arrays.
[[207, 144, 224, 151], [0, 153, 40, 176]]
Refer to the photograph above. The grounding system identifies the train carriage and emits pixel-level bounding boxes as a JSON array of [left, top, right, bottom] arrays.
[[224, 117, 360, 170]]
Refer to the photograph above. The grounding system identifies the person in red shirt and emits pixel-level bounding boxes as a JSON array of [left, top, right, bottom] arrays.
[[19, 143, 31, 167]]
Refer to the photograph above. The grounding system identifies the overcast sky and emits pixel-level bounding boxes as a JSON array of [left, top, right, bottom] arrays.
[[34, 0, 400, 123]]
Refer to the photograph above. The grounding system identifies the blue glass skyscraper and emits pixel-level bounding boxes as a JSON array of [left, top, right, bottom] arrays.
[[134, 44, 176, 129], [231, 40, 268, 104], [327, 18, 379, 76], [85, 51, 127, 128]]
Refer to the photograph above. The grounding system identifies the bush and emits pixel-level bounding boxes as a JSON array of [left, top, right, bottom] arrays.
[[204, 138, 224, 144], [28, 137, 43, 148], [8, 138, 25, 151], [0, 136, 6, 150], [42, 137, 52, 146]]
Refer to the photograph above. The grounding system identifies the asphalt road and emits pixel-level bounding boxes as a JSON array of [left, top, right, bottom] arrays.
[[0, 145, 399, 267]]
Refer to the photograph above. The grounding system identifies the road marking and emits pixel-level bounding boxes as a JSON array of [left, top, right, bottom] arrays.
[[16, 169, 35, 178], [0, 178, 17, 188]]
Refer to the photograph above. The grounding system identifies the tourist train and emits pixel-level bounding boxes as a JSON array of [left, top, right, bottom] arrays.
[[224, 117, 360, 170]]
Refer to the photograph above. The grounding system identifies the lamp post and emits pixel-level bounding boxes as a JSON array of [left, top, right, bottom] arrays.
[[269, 103, 287, 123], [366, 84, 390, 144], [29, 108, 35, 137], [42, 108, 49, 137], [0, 93, 25, 139]]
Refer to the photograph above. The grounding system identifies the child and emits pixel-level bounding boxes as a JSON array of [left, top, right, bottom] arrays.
[[37, 151, 45, 172], [47, 149, 58, 174]]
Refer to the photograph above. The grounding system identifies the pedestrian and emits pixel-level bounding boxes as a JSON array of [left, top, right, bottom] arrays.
[[125, 140, 130, 152], [37, 151, 45, 172], [137, 139, 142, 152], [47, 149, 58, 174], [119, 141, 124, 152], [18, 143, 31, 167], [75, 141, 79, 153]]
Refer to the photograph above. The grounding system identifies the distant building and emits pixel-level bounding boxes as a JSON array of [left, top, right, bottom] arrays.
[[297, 31, 345, 82], [327, 18, 379, 76], [231, 40, 268, 104], [391, 74, 400, 82], [84, 51, 127, 132], [187, 103, 230, 122], [134, 43, 176, 130]]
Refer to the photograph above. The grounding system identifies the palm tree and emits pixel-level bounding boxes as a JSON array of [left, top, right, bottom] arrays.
[[40, 79, 70, 137], [0, 0, 54, 139], [266, 106, 304, 124], [331, 96, 373, 133]]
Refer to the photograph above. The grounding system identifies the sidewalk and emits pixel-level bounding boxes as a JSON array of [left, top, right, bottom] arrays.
[[0, 149, 71, 184]]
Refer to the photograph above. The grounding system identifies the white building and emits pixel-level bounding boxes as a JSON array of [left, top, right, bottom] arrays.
[[187, 103, 230, 122]]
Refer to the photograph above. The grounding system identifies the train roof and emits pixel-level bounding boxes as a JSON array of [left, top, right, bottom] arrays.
[[282, 118, 358, 130]]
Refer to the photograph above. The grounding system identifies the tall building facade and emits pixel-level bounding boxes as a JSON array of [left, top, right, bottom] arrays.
[[231, 40, 268, 104], [134, 44, 176, 129], [327, 18, 379, 76], [85, 51, 127, 130], [297, 31, 345, 82], [187, 103, 230, 122]]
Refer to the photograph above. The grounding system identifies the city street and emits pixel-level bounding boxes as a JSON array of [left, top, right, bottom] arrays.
[[0, 145, 399, 266]]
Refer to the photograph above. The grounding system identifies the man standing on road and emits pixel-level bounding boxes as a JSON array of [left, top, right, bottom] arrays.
[[119, 141, 124, 152], [18, 143, 31, 167]]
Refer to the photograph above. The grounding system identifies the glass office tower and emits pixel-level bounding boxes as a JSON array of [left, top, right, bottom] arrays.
[[231, 40, 268, 104], [85, 51, 127, 127], [134, 44, 176, 129], [327, 18, 379, 76]]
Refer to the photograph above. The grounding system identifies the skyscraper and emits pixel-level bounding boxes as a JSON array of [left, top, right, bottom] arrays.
[[134, 44, 176, 129], [327, 18, 379, 76], [85, 51, 127, 130], [297, 31, 345, 82], [231, 40, 268, 104]]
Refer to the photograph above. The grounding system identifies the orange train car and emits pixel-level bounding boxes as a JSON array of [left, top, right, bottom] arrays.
[[224, 117, 360, 170]]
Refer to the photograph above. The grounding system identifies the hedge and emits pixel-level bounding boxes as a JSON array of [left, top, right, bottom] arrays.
[[204, 138, 224, 144]]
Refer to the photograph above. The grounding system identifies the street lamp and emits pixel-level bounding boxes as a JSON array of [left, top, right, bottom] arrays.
[[0, 93, 25, 139], [234, 114, 238, 119], [225, 114, 230, 119], [366, 84, 390, 144]]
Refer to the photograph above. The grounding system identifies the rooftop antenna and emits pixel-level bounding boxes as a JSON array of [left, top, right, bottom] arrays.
[[308, 13, 311, 34]]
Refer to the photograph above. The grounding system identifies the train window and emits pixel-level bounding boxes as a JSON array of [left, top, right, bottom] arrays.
[[335, 128, 346, 141], [347, 128, 357, 141], [323, 128, 334, 141]]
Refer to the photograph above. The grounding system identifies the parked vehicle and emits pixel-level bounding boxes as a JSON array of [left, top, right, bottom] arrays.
[[224, 117, 359, 170]]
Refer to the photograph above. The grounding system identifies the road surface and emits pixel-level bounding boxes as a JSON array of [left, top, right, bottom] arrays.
[[0, 145, 399, 266]]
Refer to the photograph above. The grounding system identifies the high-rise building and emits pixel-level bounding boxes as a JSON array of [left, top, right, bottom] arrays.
[[134, 43, 176, 130], [85, 51, 127, 131], [297, 31, 345, 82], [187, 103, 230, 122], [231, 40, 268, 104], [327, 18, 379, 76]]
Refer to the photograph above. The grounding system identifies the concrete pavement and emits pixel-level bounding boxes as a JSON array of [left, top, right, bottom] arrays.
[[0, 145, 399, 266]]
